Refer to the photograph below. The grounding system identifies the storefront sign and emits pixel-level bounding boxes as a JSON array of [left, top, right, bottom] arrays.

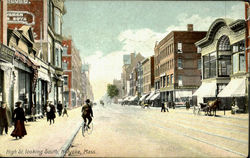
[[0, 44, 14, 63], [7, 0, 31, 4], [7, 11, 35, 25]]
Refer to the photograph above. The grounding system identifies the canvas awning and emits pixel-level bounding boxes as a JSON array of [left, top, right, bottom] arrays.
[[192, 82, 217, 97], [175, 90, 193, 98], [139, 93, 149, 101], [218, 78, 246, 97], [150, 93, 160, 100], [129, 95, 138, 101], [145, 91, 155, 100]]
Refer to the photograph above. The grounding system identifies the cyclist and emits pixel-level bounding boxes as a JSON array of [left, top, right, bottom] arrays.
[[82, 99, 93, 129]]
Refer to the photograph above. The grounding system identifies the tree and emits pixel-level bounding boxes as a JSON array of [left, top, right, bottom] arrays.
[[107, 84, 119, 99]]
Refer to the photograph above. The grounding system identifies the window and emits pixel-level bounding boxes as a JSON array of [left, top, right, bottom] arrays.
[[218, 35, 230, 51], [54, 8, 62, 35], [48, 1, 52, 25], [163, 76, 166, 87], [54, 46, 61, 68], [233, 46, 239, 53], [198, 59, 201, 70], [197, 47, 201, 53], [48, 36, 52, 63], [178, 59, 182, 69], [233, 54, 238, 74], [178, 42, 182, 53], [62, 61, 68, 70], [167, 75, 169, 86], [239, 54, 246, 72], [232, 41, 245, 53], [178, 75, 182, 86], [218, 56, 231, 77], [63, 46, 68, 55], [170, 74, 173, 84], [203, 52, 217, 79]]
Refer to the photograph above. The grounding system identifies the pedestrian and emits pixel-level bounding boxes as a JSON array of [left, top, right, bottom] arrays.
[[0, 101, 9, 135], [62, 105, 68, 117], [31, 105, 36, 121], [47, 102, 56, 125], [165, 101, 169, 112], [161, 102, 166, 112], [186, 101, 190, 110], [57, 101, 63, 117], [45, 100, 50, 122], [172, 101, 176, 109], [11, 101, 27, 139]]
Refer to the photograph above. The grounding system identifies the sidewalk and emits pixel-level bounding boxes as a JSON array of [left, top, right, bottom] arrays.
[[171, 107, 249, 120], [0, 107, 83, 157]]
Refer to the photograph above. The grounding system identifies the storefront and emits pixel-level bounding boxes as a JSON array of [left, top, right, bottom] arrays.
[[195, 18, 246, 109], [0, 44, 15, 110], [13, 51, 39, 117]]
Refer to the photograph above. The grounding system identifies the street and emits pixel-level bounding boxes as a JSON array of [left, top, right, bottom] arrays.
[[66, 104, 248, 157], [0, 104, 248, 157]]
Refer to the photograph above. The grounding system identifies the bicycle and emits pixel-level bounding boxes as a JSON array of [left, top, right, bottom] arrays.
[[82, 121, 93, 137]]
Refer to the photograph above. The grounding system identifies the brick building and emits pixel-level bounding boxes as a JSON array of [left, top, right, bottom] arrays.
[[154, 24, 206, 103], [62, 38, 85, 108], [5, 0, 66, 115]]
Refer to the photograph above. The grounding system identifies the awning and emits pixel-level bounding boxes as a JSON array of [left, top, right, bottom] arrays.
[[218, 78, 246, 97], [175, 90, 193, 98], [38, 71, 50, 82], [129, 95, 138, 101], [150, 93, 160, 100], [145, 91, 155, 100], [192, 82, 217, 97], [139, 93, 149, 101]]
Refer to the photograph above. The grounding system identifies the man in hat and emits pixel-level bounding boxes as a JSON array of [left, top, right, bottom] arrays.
[[82, 99, 93, 128]]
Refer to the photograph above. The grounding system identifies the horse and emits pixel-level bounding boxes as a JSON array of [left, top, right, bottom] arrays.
[[206, 98, 221, 116]]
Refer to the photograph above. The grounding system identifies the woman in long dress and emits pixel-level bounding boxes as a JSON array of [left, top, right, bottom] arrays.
[[11, 101, 27, 139]]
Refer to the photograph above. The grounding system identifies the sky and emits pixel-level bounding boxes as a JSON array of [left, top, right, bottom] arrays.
[[62, 1, 244, 100]]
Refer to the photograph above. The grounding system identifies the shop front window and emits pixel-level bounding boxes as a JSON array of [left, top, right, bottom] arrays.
[[218, 56, 231, 77], [203, 52, 217, 79]]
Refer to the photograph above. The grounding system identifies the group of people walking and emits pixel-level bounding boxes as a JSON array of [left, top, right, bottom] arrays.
[[0, 99, 69, 140]]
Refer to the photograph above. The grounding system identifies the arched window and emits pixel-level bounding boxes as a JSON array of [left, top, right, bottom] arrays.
[[218, 35, 230, 51]]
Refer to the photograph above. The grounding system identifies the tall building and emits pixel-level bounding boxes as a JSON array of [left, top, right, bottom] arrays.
[[2, 0, 66, 118], [121, 52, 144, 97], [155, 24, 206, 103], [62, 38, 84, 108], [195, 18, 246, 110]]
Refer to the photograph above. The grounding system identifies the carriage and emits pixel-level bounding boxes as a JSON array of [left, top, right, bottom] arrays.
[[193, 98, 220, 116]]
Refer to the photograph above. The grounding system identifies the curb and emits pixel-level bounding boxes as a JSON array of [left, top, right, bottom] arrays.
[[56, 121, 83, 157]]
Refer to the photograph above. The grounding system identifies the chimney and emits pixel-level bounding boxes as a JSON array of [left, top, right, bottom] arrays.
[[187, 24, 193, 31]]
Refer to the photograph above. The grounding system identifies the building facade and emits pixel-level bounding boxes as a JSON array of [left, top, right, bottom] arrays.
[[62, 38, 85, 108], [121, 52, 144, 97], [155, 24, 206, 103], [3, 0, 66, 117], [195, 18, 246, 110]]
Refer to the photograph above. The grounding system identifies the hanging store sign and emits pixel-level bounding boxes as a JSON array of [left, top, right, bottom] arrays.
[[7, 11, 35, 25], [0, 44, 14, 63]]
